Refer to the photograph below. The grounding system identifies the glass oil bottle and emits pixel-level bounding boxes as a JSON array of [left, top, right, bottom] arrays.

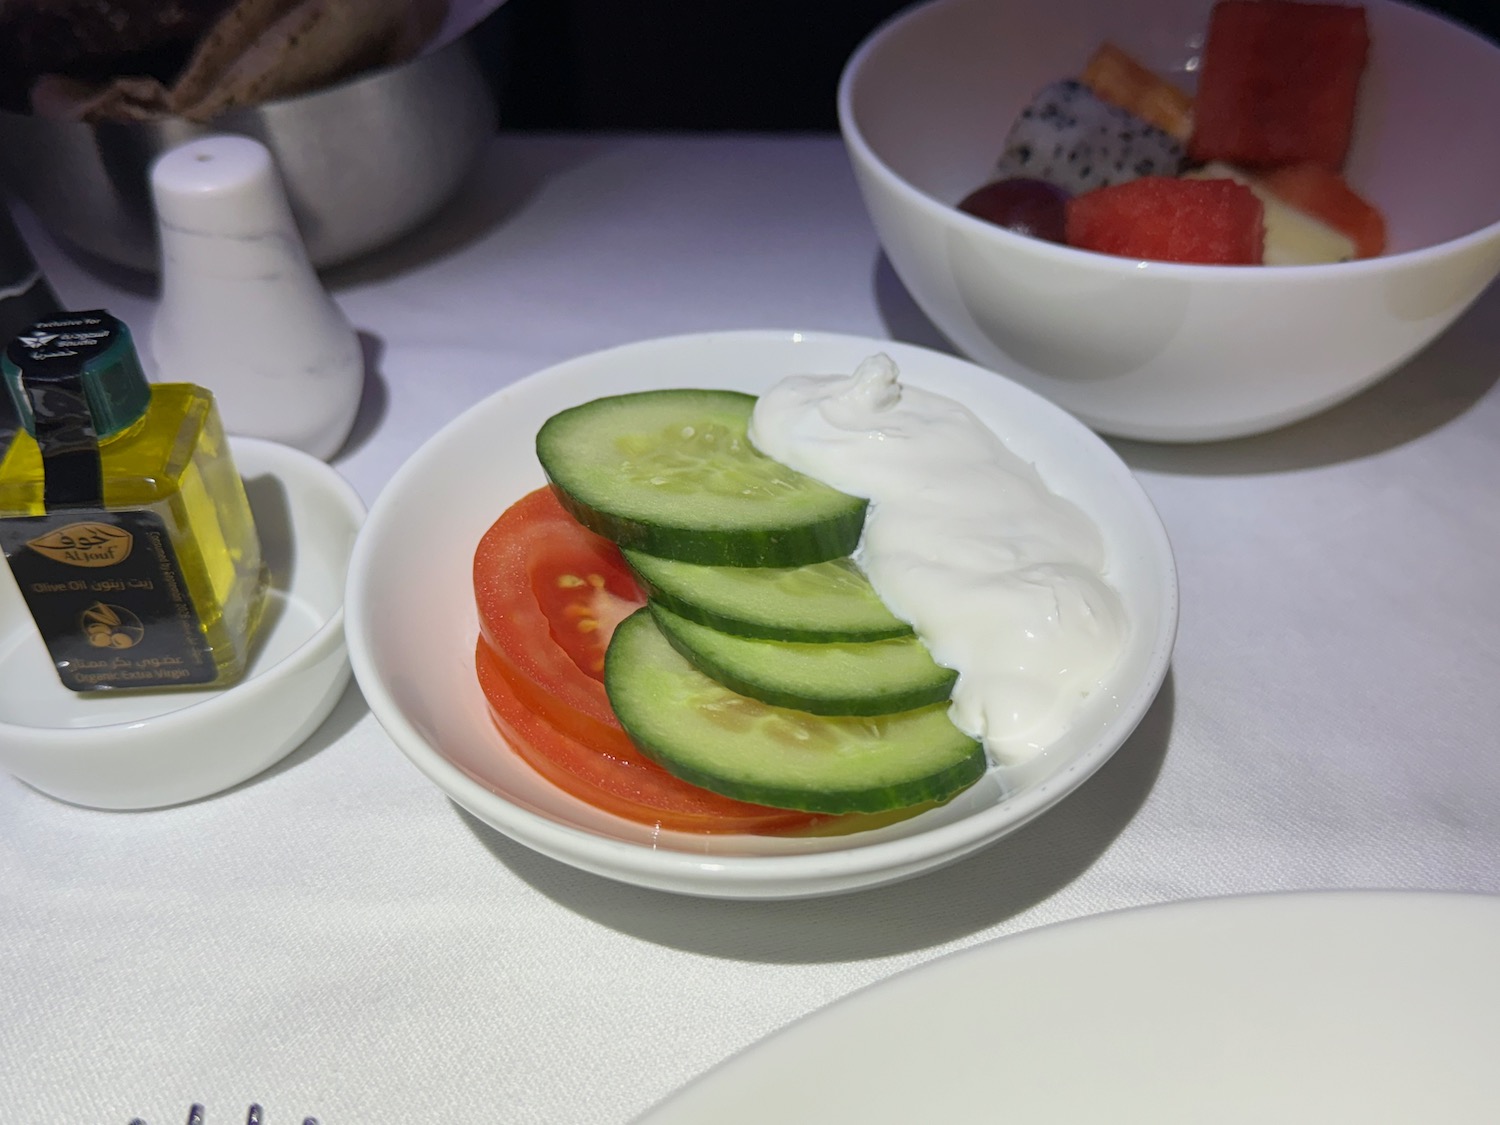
[[0, 310, 267, 691]]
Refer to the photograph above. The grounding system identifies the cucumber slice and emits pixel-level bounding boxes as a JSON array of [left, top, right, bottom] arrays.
[[537, 389, 867, 567], [624, 550, 913, 642], [605, 609, 985, 814], [649, 602, 955, 716]]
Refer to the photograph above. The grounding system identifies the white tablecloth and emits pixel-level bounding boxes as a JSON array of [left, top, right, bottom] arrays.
[[4, 133, 1498, 1125]]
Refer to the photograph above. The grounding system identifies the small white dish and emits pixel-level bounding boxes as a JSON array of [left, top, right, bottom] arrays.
[[0, 437, 364, 810], [636, 891, 1500, 1122], [346, 330, 1178, 899]]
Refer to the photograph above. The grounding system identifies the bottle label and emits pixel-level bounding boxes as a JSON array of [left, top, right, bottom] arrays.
[[0, 508, 217, 691]]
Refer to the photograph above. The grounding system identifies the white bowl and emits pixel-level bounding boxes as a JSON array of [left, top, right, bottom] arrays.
[[838, 0, 1500, 442], [0, 437, 364, 809], [345, 330, 1178, 899]]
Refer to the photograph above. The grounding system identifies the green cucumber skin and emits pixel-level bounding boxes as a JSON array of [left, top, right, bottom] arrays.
[[649, 602, 956, 717], [624, 550, 914, 643], [605, 609, 986, 815], [549, 487, 865, 567], [537, 389, 867, 568]]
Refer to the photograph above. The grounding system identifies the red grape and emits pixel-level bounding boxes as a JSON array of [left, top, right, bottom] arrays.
[[957, 178, 1071, 243]]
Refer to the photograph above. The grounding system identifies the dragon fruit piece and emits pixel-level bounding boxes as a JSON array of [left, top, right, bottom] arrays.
[[993, 79, 1186, 196]]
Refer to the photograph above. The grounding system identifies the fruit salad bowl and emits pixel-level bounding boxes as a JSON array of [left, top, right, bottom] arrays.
[[838, 0, 1500, 442]]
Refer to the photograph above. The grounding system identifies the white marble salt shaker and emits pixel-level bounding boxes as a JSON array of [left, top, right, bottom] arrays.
[[149, 135, 363, 460]]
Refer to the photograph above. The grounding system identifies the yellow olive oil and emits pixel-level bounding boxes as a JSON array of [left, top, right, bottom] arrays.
[[0, 311, 267, 691]]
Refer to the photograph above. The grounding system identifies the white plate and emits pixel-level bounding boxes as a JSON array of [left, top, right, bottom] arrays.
[[637, 891, 1500, 1122], [345, 330, 1177, 898]]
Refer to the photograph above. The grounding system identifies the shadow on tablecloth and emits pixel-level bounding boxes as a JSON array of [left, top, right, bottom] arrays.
[[455, 670, 1174, 961], [871, 254, 1500, 477], [322, 134, 615, 290]]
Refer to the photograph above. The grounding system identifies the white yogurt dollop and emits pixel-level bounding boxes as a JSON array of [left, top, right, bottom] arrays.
[[749, 354, 1127, 766]]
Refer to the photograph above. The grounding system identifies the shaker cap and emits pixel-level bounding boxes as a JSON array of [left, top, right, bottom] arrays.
[[2, 310, 150, 439]]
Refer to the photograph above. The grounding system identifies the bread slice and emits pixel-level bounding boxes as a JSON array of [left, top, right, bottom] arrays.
[[168, 0, 447, 120]]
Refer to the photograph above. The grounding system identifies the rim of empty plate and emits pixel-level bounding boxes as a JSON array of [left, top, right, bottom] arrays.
[[634, 889, 1500, 1119]]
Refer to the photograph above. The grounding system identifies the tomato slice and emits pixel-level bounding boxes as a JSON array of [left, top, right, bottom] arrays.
[[474, 486, 645, 742], [476, 638, 823, 834], [473, 486, 825, 834]]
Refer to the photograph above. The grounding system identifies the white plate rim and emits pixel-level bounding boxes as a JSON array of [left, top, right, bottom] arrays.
[[346, 329, 1179, 898], [634, 889, 1500, 1121]]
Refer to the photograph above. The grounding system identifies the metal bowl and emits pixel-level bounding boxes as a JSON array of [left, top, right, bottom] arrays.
[[0, 27, 497, 272]]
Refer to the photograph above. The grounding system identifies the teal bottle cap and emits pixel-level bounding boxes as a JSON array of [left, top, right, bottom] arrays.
[[2, 310, 150, 439]]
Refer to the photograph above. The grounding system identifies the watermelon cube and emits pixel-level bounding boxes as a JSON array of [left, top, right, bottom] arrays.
[[1259, 162, 1387, 257], [1065, 177, 1266, 265], [1188, 0, 1371, 171]]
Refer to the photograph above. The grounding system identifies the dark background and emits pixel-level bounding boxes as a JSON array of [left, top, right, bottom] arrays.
[[485, 0, 1500, 131]]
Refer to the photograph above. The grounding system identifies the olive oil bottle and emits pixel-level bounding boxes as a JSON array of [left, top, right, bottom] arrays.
[[0, 310, 267, 691]]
